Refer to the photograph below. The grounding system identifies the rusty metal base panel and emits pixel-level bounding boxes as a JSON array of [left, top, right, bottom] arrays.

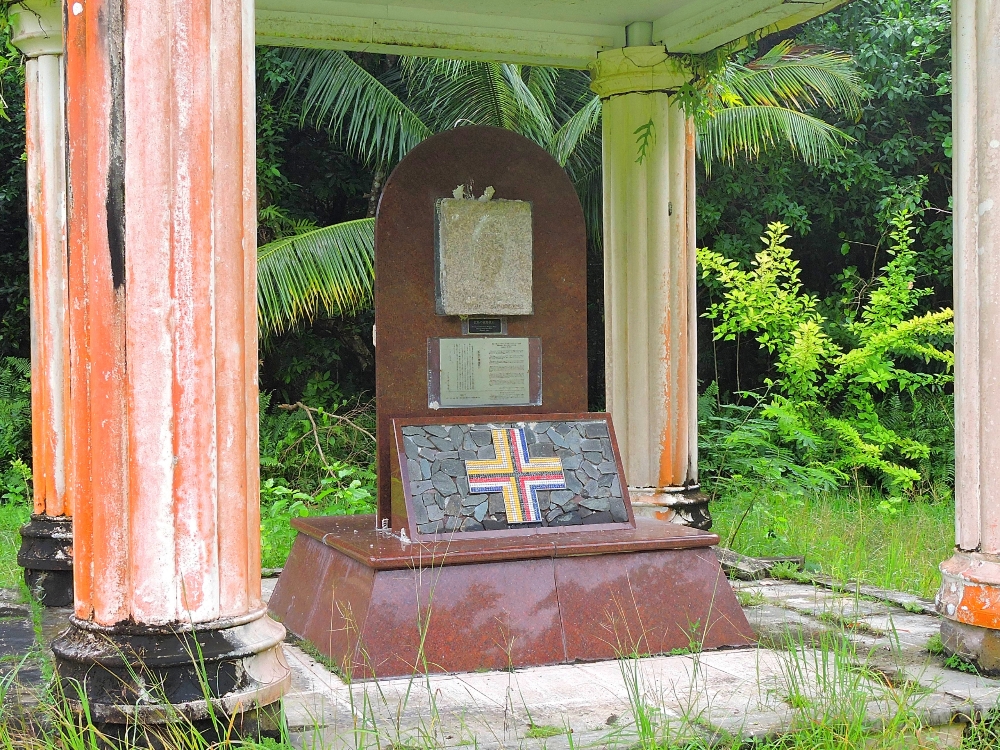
[[269, 515, 754, 679], [51, 609, 291, 723], [18, 514, 73, 607]]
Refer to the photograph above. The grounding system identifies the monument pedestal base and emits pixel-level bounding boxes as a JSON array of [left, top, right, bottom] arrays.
[[269, 515, 754, 679]]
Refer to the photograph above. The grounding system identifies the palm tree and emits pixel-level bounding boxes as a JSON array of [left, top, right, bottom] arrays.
[[688, 40, 864, 169], [257, 42, 864, 336]]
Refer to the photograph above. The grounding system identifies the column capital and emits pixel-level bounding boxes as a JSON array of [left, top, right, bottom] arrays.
[[589, 47, 690, 99], [10, 0, 63, 58]]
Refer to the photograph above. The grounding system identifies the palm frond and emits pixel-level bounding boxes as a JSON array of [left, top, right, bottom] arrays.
[[724, 41, 864, 119], [698, 105, 854, 167], [257, 218, 375, 337], [279, 48, 432, 168], [501, 64, 556, 145], [400, 58, 512, 131], [399, 58, 554, 145], [552, 69, 599, 120], [526, 66, 559, 113], [547, 94, 601, 166], [573, 167, 603, 250]]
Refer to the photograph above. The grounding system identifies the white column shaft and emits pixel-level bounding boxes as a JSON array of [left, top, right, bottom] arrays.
[[601, 92, 697, 495], [954, 0, 1000, 553]]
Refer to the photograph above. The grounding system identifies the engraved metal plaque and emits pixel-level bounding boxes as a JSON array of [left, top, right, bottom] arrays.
[[464, 317, 506, 335], [427, 337, 542, 408]]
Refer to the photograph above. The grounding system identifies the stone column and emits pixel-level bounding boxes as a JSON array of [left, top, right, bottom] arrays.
[[10, 1, 73, 607], [54, 0, 289, 721], [590, 45, 704, 527], [936, 0, 1000, 672]]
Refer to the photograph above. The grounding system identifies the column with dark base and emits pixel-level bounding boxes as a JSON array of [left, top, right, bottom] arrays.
[[937, 0, 1000, 672], [10, 1, 74, 607], [55, 0, 289, 721]]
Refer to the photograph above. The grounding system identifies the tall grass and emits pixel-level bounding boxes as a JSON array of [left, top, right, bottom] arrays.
[[0, 501, 29, 591], [712, 488, 953, 599]]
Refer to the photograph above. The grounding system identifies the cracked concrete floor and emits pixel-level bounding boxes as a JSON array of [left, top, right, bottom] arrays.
[[0, 576, 995, 748], [264, 577, 1000, 749]]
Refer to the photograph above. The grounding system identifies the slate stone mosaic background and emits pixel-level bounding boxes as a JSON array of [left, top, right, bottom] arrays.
[[400, 420, 629, 534]]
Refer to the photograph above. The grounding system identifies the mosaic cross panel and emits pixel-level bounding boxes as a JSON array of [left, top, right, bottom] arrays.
[[394, 415, 633, 537], [465, 428, 567, 524]]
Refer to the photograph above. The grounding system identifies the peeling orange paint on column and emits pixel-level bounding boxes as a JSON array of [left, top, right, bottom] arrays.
[[65, 0, 262, 628], [656, 100, 694, 491], [592, 50, 697, 500], [242, 0, 263, 609], [65, 0, 93, 617], [25, 49, 70, 520]]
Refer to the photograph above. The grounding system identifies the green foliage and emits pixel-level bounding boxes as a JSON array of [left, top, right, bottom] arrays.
[[260, 462, 375, 569], [698, 206, 953, 494], [944, 653, 979, 675], [259, 389, 374, 490], [0, 356, 29, 467], [697, 0, 953, 337], [0, 18, 27, 361], [255, 47, 371, 249], [0, 495, 29, 589], [680, 40, 865, 170], [698, 383, 843, 493], [525, 724, 565, 739], [0, 356, 31, 510], [258, 385, 376, 567], [711, 487, 952, 598], [283, 48, 432, 169], [257, 218, 374, 336], [633, 119, 655, 164], [2, 458, 30, 505], [0, 356, 31, 589]]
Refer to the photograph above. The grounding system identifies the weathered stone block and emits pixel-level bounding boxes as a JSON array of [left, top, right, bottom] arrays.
[[435, 197, 533, 316]]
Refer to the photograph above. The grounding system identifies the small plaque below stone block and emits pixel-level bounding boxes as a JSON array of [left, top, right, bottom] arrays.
[[392, 413, 633, 540], [427, 337, 542, 408], [435, 197, 533, 316]]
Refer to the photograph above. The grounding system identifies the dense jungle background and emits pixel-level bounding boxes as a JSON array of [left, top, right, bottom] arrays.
[[0, 0, 957, 594]]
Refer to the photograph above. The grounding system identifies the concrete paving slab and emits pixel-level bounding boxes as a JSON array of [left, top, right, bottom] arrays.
[[860, 612, 941, 651], [0, 573, 992, 749]]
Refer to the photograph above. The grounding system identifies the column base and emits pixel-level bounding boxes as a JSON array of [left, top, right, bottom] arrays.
[[937, 551, 1000, 675], [17, 514, 73, 606], [628, 487, 712, 530], [51, 607, 291, 723]]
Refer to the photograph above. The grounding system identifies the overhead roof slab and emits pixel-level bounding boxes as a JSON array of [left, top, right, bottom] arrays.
[[255, 0, 850, 69]]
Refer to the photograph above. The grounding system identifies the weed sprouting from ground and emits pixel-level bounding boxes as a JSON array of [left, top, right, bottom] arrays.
[[524, 723, 564, 738], [944, 653, 979, 675], [735, 588, 766, 608]]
